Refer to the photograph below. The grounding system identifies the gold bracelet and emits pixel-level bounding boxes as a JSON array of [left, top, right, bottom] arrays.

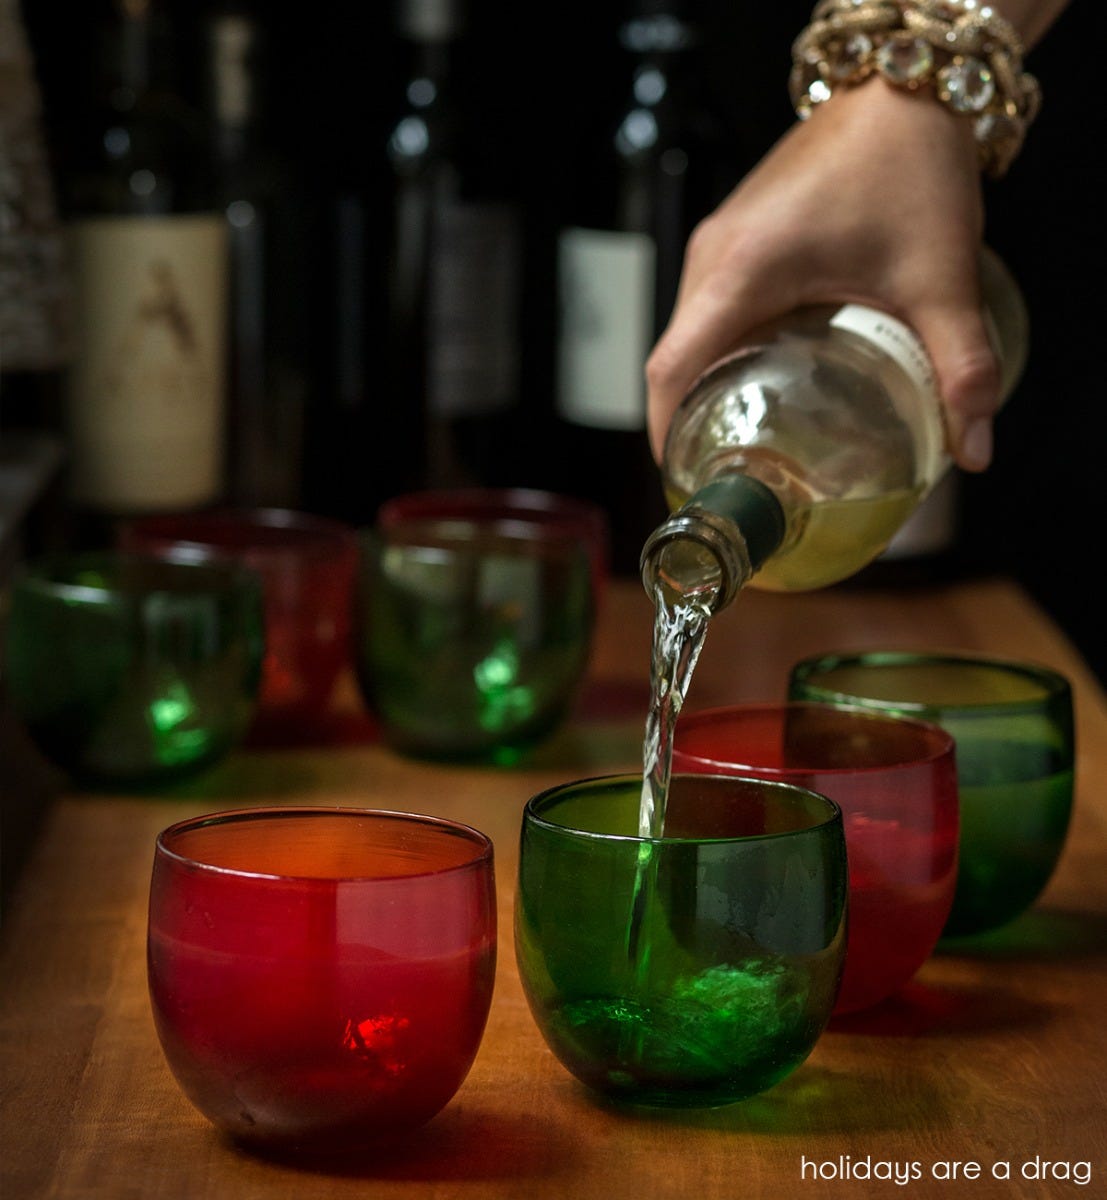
[[789, 0, 1042, 177]]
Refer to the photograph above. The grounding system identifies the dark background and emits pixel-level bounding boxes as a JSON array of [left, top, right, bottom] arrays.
[[18, 0, 1107, 682]]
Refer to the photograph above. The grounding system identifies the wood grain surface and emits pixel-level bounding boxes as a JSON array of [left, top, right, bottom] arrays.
[[2, 576, 1105, 1199]]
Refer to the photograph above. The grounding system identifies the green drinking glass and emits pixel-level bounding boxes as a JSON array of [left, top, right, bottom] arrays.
[[515, 773, 848, 1108], [356, 490, 600, 763], [789, 651, 1075, 938], [3, 552, 264, 787]]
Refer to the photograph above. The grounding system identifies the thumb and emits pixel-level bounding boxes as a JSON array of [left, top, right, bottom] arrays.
[[911, 303, 1003, 472]]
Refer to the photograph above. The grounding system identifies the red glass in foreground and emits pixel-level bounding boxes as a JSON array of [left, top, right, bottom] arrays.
[[148, 808, 496, 1152], [672, 703, 959, 1015]]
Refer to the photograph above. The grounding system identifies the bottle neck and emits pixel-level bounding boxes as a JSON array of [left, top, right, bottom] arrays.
[[102, 0, 179, 101], [397, 0, 464, 42], [640, 474, 786, 613], [208, 15, 259, 135], [618, 0, 695, 52]]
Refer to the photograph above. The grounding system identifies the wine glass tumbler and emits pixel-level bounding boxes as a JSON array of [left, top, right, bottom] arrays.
[[148, 807, 497, 1151], [3, 552, 263, 785], [790, 651, 1075, 938], [357, 489, 602, 762], [120, 508, 359, 736], [515, 773, 847, 1107]]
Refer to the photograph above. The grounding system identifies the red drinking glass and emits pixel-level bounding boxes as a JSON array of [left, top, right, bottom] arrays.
[[148, 808, 496, 1152], [120, 508, 359, 737], [671, 703, 959, 1015]]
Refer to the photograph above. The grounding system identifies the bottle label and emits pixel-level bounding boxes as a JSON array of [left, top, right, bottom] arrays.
[[66, 214, 227, 512], [829, 304, 939, 401], [557, 227, 655, 431], [428, 200, 521, 418]]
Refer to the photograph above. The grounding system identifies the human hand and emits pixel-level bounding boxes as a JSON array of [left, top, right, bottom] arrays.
[[645, 78, 1000, 472]]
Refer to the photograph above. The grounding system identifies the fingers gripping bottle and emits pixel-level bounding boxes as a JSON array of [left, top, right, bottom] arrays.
[[640, 248, 1027, 611]]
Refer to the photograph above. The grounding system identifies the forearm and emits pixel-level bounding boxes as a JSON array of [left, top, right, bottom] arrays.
[[646, 0, 1071, 470]]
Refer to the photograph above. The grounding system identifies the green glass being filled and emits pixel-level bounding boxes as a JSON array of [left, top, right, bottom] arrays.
[[515, 774, 848, 1108]]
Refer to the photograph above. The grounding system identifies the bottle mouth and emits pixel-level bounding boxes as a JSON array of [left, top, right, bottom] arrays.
[[641, 473, 786, 614], [640, 508, 752, 614]]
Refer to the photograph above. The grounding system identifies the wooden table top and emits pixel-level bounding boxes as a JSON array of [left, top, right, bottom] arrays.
[[3, 575, 1105, 1199]]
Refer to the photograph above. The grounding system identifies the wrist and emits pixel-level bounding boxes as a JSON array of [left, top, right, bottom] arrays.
[[790, 0, 1042, 178], [806, 71, 979, 164]]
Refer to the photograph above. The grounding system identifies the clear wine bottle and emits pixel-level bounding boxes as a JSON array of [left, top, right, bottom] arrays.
[[641, 248, 1029, 610]]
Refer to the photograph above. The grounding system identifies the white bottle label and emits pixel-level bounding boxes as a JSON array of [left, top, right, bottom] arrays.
[[557, 227, 655, 431], [66, 214, 227, 512], [829, 303, 938, 401], [830, 302, 947, 486]]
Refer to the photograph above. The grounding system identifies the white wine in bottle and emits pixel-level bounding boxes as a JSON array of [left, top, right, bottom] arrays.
[[642, 249, 1028, 609]]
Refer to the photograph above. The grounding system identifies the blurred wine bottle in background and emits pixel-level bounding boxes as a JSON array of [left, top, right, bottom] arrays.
[[303, 0, 529, 525], [0, 0, 70, 433], [203, 2, 309, 509], [297, 1, 392, 527], [550, 0, 736, 575], [56, 0, 227, 531], [385, 0, 526, 489], [0, 0, 71, 571]]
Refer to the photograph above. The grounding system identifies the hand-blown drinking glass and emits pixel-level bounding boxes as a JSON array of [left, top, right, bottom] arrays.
[[3, 552, 263, 785], [376, 488, 610, 610], [789, 651, 1075, 938], [358, 489, 600, 762], [148, 807, 496, 1152], [515, 773, 847, 1107], [671, 703, 959, 1013], [120, 508, 359, 736]]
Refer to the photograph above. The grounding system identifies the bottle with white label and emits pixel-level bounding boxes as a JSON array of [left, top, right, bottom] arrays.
[[385, 0, 524, 493], [553, 0, 731, 574], [203, 6, 308, 510], [60, 0, 226, 521], [641, 248, 1028, 611]]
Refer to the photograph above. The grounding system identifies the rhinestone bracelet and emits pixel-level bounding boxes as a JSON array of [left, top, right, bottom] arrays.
[[789, 0, 1042, 177]]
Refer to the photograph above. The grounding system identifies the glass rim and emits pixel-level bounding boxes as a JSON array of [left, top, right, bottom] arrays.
[[790, 649, 1072, 715], [523, 772, 843, 846], [672, 701, 956, 776], [375, 487, 607, 549], [122, 507, 359, 562], [155, 806, 494, 883], [369, 517, 598, 557], [378, 486, 606, 529], [12, 551, 259, 605]]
